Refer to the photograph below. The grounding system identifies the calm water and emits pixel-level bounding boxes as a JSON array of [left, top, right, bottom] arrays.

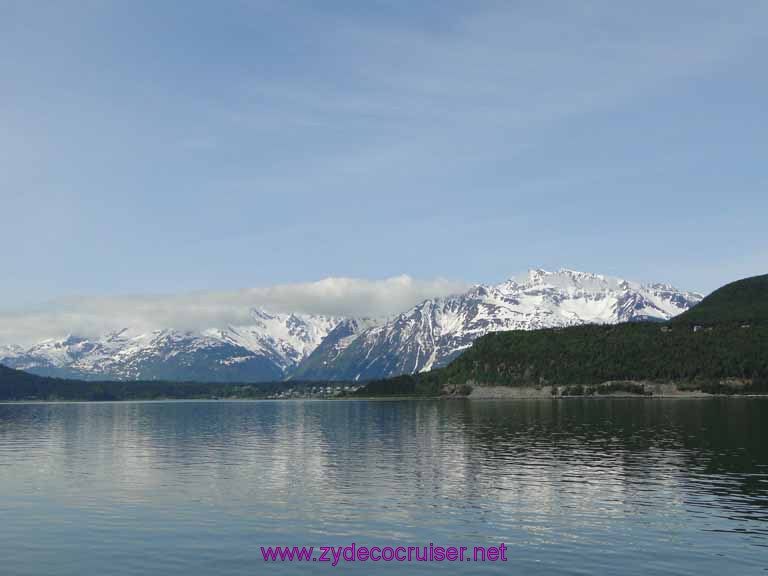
[[0, 399, 766, 575]]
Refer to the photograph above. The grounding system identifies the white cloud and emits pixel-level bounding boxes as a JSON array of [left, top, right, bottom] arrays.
[[0, 276, 470, 346]]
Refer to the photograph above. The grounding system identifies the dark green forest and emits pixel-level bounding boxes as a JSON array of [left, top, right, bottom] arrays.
[[671, 274, 768, 327], [0, 365, 348, 401]]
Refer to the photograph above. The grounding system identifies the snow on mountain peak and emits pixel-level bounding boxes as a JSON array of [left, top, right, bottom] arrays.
[[1, 310, 345, 381], [0, 270, 704, 383], [296, 271, 703, 381]]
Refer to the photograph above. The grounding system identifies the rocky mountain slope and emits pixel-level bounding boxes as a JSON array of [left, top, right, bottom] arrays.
[[356, 273, 767, 398], [295, 269, 703, 381], [0, 310, 341, 382]]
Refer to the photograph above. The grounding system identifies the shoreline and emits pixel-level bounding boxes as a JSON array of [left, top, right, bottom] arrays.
[[466, 384, 712, 399], [5, 394, 768, 404], [2, 381, 766, 403]]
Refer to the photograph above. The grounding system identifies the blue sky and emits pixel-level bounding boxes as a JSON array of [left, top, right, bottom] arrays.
[[1, 1, 766, 327]]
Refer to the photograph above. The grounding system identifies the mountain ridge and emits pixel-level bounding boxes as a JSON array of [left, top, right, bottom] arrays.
[[1, 269, 702, 382], [355, 272, 768, 397], [295, 269, 703, 381], [0, 310, 343, 382]]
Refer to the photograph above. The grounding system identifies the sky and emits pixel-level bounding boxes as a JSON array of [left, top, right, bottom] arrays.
[[1, 1, 767, 343]]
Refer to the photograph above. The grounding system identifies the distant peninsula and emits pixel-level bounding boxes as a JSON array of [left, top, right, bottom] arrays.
[[0, 367, 359, 402]]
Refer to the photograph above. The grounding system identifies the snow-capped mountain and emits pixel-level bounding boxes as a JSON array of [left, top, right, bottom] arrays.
[[0, 270, 703, 383], [0, 310, 342, 382], [289, 317, 382, 380], [294, 269, 703, 381]]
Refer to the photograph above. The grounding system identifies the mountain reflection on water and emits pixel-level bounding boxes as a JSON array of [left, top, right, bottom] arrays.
[[0, 398, 766, 575]]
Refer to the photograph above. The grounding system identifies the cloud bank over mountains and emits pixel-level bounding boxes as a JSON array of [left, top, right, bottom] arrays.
[[0, 276, 470, 346]]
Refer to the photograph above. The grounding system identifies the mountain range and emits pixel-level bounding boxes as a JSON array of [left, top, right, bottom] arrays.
[[0, 310, 341, 382], [0, 269, 702, 382]]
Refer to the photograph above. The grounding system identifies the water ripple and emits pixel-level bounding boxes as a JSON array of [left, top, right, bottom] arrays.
[[0, 399, 766, 575]]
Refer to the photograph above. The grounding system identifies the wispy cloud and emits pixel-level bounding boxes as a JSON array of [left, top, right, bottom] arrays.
[[195, 1, 768, 212], [0, 276, 470, 346]]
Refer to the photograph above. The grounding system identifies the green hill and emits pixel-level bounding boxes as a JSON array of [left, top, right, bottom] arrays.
[[671, 274, 768, 327], [358, 273, 768, 397]]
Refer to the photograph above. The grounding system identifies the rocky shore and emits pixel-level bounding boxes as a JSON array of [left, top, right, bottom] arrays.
[[457, 380, 756, 399]]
